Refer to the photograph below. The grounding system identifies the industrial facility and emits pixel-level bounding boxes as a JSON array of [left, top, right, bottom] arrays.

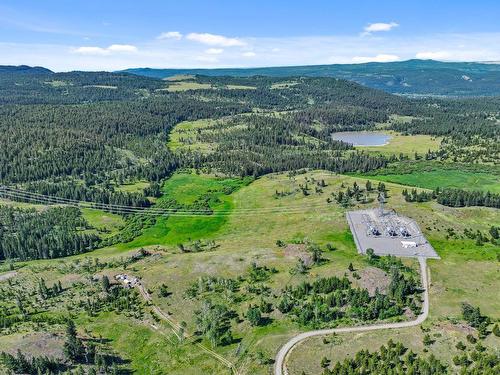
[[346, 200, 439, 259]]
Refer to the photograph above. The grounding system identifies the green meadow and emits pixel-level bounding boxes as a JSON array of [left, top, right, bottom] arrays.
[[367, 169, 500, 193], [118, 173, 249, 249]]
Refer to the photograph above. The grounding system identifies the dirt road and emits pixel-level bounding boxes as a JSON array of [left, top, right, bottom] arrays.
[[274, 257, 429, 375]]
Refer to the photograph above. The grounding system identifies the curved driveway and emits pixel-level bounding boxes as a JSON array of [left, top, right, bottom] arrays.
[[274, 257, 429, 375]]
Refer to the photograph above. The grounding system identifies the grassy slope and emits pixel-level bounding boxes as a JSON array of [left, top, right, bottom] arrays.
[[115, 180, 150, 193], [118, 173, 246, 249], [80, 313, 230, 375], [111, 172, 498, 374], [2, 171, 499, 374], [288, 327, 500, 375], [366, 169, 500, 193], [168, 119, 219, 153], [81, 208, 125, 238]]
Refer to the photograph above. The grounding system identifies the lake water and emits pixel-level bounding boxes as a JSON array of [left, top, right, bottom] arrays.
[[331, 131, 391, 146]]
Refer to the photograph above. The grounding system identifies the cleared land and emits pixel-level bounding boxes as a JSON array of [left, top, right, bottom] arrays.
[[115, 180, 150, 193], [368, 169, 500, 193], [167, 118, 218, 153], [357, 132, 441, 156], [117, 173, 247, 249], [2, 171, 499, 375], [81, 208, 125, 238], [287, 326, 500, 375]]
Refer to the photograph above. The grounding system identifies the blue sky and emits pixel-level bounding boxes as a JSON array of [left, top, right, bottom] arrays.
[[1, 0, 500, 71]]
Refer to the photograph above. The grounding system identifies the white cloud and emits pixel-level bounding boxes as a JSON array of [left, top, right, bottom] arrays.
[[73, 44, 137, 56], [242, 51, 256, 57], [205, 48, 223, 54], [5, 32, 500, 71], [362, 22, 399, 36], [157, 31, 182, 40], [186, 32, 245, 47], [107, 44, 137, 53], [74, 46, 109, 55], [352, 54, 400, 63], [415, 51, 451, 60]]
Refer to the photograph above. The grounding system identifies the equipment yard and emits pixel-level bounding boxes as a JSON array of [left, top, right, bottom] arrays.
[[346, 208, 439, 259]]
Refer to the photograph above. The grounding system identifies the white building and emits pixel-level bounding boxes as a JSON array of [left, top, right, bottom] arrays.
[[401, 241, 417, 248]]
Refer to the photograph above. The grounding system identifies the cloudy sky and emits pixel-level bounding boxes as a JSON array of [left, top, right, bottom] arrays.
[[1, 0, 500, 71]]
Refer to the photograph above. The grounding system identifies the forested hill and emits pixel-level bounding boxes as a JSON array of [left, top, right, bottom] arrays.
[[0, 68, 164, 104], [0, 65, 53, 74], [121, 59, 500, 97]]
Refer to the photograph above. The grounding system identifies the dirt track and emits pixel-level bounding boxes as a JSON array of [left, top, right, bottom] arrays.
[[274, 257, 429, 375]]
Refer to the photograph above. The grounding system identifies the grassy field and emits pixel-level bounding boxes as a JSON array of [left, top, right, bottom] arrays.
[[115, 180, 150, 193], [118, 173, 248, 249], [225, 84, 256, 90], [2, 171, 499, 374], [167, 118, 218, 153], [81, 208, 125, 237], [112, 171, 498, 373], [0, 198, 50, 210], [163, 81, 256, 92], [287, 326, 500, 375], [165, 81, 213, 92], [81, 312, 230, 375], [357, 131, 441, 156], [366, 169, 500, 193]]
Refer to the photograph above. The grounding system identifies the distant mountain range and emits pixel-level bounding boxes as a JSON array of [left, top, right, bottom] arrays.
[[121, 59, 500, 97], [2, 60, 500, 96]]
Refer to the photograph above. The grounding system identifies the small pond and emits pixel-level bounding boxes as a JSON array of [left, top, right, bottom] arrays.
[[331, 131, 392, 146]]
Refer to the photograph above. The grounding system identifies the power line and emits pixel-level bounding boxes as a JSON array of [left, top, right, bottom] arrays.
[[3, 185, 334, 213], [0, 186, 335, 216]]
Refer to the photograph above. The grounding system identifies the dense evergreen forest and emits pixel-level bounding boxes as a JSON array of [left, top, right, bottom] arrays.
[[0, 68, 498, 260], [0, 206, 99, 260]]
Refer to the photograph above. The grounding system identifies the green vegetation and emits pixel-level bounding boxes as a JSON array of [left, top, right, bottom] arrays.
[[368, 169, 500, 193], [357, 132, 441, 156], [81, 209, 125, 238], [166, 81, 213, 92], [0, 206, 99, 260], [167, 118, 218, 153], [118, 173, 249, 249], [0, 68, 498, 374], [122, 59, 500, 97]]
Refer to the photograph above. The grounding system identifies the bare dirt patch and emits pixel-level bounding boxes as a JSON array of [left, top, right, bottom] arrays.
[[0, 271, 17, 282], [283, 244, 313, 266], [284, 244, 307, 258], [436, 321, 476, 335], [355, 266, 391, 296], [2, 332, 65, 359]]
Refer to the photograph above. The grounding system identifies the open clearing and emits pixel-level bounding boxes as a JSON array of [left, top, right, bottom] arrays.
[[115, 180, 150, 193], [367, 169, 500, 193], [357, 132, 441, 156], [3, 171, 499, 374], [118, 173, 247, 249], [82, 208, 125, 237], [164, 81, 256, 92], [86, 171, 499, 374], [167, 118, 218, 153]]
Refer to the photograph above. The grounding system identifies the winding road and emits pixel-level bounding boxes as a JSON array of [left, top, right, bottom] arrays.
[[274, 257, 430, 375]]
